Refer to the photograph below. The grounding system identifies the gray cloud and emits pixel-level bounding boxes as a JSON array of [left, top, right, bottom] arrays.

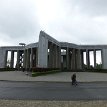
[[0, 0, 107, 46], [70, 0, 107, 16], [44, 0, 107, 45], [0, 0, 40, 45]]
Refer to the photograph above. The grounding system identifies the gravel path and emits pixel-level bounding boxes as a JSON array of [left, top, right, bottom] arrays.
[[0, 100, 107, 107]]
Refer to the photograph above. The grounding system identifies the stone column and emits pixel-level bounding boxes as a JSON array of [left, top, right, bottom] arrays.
[[55, 46, 58, 68], [10, 51, 14, 68], [28, 49, 30, 69], [75, 50, 77, 69], [52, 44, 56, 68], [69, 50, 72, 70], [66, 47, 70, 70], [101, 49, 105, 69], [81, 51, 84, 69], [57, 46, 61, 68], [32, 48, 36, 67], [55, 45, 58, 68], [48, 43, 53, 68], [38, 34, 48, 68], [17, 50, 20, 69], [77, 49, 82, 70], [72, 49, 76, 70], [86, 49, 90, 69], [36, 48, 38, 67], [0, 48, 7, 68], [30, 48, 33, 68], [94, 49, 96, 69], [26, 49, 28, 69], [4, 50, 8, 67], [23, 50, 26, 68], [101, 49, 103, 69], [26, 49, 30, 69]]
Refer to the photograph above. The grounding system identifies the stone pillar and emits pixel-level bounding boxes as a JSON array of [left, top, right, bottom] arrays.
[[4, 50, 8, 67], [101, 49, 104, 69], [26, 49, 28, 69], [17, 50, 20, 69], [52, 44, 56, 68], [66, 47, 70, 70], [55, 45, 58, 68], [23, 50, 27, 68], [36, 48, 38, 67], [38, 33, 48, 68], [101, 49, 103, 69], [69, 50, 72, 70], [72, 49, 76, 70], [57, 46, 61, 68], [55, 46, 58, 68], [10, 51, 14, 68], [77, 49, 82, 70], [0, 48, 7, 68], [32, 48, 36, 68], [81, 51, 84, 69], [75, 50, 77, 69], [94, 49, 96, 69], [26, 49, 30, 69], [86, 49, 90, 69], [30, 48, 33, 68], [48, 43, 53, 68]]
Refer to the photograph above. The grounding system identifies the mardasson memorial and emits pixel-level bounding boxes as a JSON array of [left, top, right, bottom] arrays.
[[0, 31, 107, 70]]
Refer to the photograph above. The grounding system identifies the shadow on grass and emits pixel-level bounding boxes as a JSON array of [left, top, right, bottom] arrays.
[[32, 70, 61, 77]]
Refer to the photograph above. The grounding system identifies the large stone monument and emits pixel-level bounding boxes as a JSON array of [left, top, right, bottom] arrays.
[[0, 30, 107, 70]]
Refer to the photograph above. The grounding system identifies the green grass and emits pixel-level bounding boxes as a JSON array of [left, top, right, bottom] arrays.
[[85, 69, 107, 73], [32, 70, 61, 77]]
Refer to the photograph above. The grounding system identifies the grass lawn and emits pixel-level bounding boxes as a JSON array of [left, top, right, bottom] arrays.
[[32, 70, 61, 77]]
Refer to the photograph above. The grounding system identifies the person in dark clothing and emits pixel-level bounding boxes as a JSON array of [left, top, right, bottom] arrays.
[[22, 68, 25, 72], [71, 73, 77, 85]]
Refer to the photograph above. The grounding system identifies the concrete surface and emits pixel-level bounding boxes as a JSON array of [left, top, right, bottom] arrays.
[[1, 81, 107, 100], [0, 71, 107, 82], [0, 71, 107, 107]]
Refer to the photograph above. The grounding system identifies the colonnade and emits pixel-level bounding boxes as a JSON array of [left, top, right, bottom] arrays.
[[4, 48, 38, 69], [84, 49, 102, 69], [23, 48, 38, 70], [2, 47, 103, 70], [1, 31, 107, 71], [4, 50, 24, 69], [61, 48, 102, 70], [61, 48, 82, 70], [48, 42, 61, 68]]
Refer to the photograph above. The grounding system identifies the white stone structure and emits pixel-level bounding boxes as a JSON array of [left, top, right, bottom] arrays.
[[0, 30, 107, 70]]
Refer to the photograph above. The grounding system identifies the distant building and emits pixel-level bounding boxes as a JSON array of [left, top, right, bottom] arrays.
[[0, 31, 107, 70]]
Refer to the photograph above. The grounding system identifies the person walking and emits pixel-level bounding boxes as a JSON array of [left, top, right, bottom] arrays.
[[71, 73, 77, 86]]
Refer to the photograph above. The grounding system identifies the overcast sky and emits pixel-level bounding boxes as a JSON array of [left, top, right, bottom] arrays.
[[0, 0, 107, 46]]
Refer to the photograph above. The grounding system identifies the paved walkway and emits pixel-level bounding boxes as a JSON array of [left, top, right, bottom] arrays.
[[0, 71, 107, 82], [1, 71, 107, 107]]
